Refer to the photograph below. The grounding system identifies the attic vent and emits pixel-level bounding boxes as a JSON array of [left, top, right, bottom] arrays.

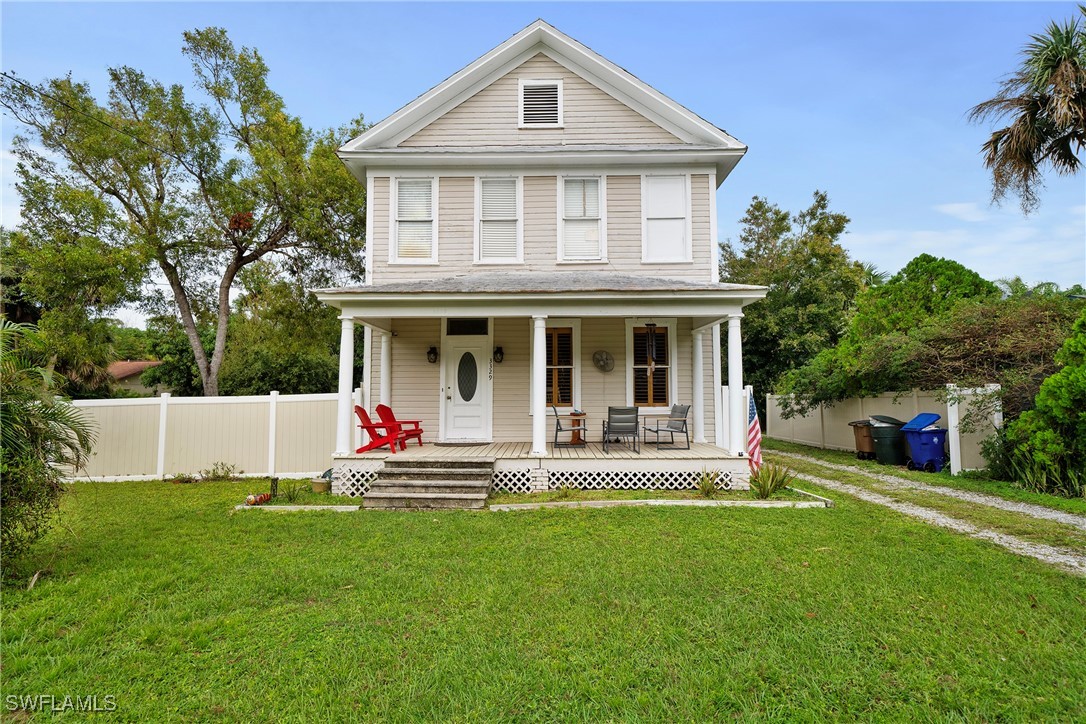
[[520, 79, 562, 127]]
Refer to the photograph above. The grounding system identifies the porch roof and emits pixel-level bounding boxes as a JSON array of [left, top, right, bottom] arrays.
[[315, 272, 767, 329]]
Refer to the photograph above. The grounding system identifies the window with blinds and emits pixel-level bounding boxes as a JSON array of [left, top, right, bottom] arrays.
[[643, 175, 688, 262], [394, 178, 434, 261], [632, 326, 669, 407], [520, 79, 562, 126], [546, 327, 574, 406], [478, 178, 520, 262], [562, 178, 602, 260]]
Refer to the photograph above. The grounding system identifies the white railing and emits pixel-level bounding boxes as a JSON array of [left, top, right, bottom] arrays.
[[71, 389, 363, 481], [764, 385, 1002, 474]]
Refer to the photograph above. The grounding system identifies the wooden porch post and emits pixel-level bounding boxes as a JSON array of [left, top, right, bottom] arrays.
[[692, 329, 706, 443], [727, 314, 746, 457], [336, 316, 356, 456], [379, 331, 391, 407], [530, 315, 548, 456]]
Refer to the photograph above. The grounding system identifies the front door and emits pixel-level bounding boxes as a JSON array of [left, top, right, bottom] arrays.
[[442, 335, 491, 441]]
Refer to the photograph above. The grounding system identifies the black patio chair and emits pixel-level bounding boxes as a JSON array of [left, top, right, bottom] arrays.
[[602, 406, 639, 454], [642, 404, 690, 450]]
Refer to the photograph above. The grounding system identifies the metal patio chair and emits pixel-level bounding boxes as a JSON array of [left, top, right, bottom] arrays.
[[602, 406, 639, 454], [642, 403, 690, 450]]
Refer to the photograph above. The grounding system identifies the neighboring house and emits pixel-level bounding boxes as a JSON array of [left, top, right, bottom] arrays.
[[107, 360, 163, 396], [316, 20, 767, 495]]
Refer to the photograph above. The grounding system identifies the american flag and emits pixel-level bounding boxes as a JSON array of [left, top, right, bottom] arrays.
[[747, 393, 763, 471]]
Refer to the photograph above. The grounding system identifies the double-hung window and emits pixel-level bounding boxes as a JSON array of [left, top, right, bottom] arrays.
[[642, 175, 690, 263], [477, 177, 521, 263], [392, 177, 436, 263], [560, 177, 603, 261]]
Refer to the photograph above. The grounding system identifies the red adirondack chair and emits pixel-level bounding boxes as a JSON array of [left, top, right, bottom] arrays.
[[354, 405, 400, 454], [375, 404, 425, 449]]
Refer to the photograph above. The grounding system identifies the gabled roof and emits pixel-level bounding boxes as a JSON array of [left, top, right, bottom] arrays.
[[340, 19, 745, 155]]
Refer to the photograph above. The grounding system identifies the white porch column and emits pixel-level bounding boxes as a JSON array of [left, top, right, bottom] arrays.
[[691, 329, 706, 443], [727, 314, 745, 457], [335, 317, 356, 456], [530, 315, 548, 456], [379, 331, 391, 407]]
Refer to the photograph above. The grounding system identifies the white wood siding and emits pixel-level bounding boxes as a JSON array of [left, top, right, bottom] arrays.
[[369, 173, 714, 283], [401, 54, 682, 147]]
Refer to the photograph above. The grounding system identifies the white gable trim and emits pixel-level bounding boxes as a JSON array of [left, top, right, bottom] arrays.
[[341, 20, 744, 152]]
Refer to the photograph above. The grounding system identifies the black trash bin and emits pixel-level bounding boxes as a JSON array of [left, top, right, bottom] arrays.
[[848, 420, 876, 460], [869, 415, 908, 466]]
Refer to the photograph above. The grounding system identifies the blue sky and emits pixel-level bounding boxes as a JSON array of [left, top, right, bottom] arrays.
[[3, 2, 1084, 302]]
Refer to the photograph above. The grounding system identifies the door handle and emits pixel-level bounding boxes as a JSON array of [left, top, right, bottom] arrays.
[[446, 395, 452, 400]]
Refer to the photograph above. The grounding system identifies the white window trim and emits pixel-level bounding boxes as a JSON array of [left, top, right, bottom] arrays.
[[388, 176, 439, 265], [518, 78, 564, 128], [624, 317, 678, 412], [556, 175, 607, 263], [640, 173, 693, 264], [528, 318, 581, 415], [474, 175, 524, 265]]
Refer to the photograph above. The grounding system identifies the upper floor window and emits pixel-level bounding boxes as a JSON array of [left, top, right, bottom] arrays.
[[642, 175, 690, 263], [560, 177, 604, 261], [391, 177, 436, 263], [519, 79, 563, 127], [476, 177, 522, 263]]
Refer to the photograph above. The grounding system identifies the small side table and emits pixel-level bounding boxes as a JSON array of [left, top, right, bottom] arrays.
[[567, 412, 587, 446]]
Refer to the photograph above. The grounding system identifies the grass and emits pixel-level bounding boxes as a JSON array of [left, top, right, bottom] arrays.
[[772, 453, 1086, 556], [3, 480, 1085, 720], [764, 438, 1086, 516], [487, 487, 807, 506]]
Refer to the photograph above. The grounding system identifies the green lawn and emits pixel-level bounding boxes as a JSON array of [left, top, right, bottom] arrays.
[[3, 480, 1085, 720], [764, 437, 1086, 516]]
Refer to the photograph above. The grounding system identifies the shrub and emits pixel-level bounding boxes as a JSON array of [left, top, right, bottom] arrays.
[[0, 321, 95, 570], [749, 463, 796, 500], [697, 468, 721, 498], [199, 462, 241, 481], [1005, 309, 1086, 497]]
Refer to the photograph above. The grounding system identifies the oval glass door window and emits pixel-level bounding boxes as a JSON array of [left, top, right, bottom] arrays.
[[457, 352, 477, 401]]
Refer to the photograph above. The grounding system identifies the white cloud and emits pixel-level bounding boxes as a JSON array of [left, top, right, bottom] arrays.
[[933, 202, 988, 223]]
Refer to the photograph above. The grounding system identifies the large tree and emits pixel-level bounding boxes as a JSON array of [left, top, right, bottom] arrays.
[[1, 27, 367, 396], [719, 191, 865, 405], [969, 5, 1086, 213]]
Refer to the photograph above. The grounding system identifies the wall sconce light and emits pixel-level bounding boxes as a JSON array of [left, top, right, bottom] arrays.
[[426, 346, 439, 364], [493, 346, 504, 363]]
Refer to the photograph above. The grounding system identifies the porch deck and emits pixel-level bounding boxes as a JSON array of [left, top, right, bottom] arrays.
[[331, 440, 749, 497], [351, 440, 737, 462]]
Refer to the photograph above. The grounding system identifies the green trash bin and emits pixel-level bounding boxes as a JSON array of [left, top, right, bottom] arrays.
[[869, 415, 908, 466]]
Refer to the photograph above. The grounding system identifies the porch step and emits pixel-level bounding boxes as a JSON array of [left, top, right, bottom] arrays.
[[381, 457, 495, 470], [362, 491, 488, 510], [377, 467, 493, 481], [363, 458, 494, 510]]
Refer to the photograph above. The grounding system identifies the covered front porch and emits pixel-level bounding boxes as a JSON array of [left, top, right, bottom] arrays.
[[315, 271, 768, 495]]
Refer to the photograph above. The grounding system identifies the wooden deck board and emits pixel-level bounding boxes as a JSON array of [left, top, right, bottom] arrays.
[[352, 440, 736, 462]]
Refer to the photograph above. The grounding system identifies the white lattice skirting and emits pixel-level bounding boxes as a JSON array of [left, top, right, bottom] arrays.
[[331, 459, 382, 497]]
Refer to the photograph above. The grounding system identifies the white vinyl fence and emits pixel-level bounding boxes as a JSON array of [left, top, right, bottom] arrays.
[[71, 390, 363, 481], [765, 385, 1002, 474]]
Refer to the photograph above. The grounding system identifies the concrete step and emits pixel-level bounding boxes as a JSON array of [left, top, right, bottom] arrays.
[[381, 456, 495, 470], [370, 479, 490, 492], [377, 467, 493, 480], [363, 491, 487, 510]]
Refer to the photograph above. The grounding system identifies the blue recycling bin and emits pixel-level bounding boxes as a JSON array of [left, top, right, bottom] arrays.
[[901, 413, 948, 472]]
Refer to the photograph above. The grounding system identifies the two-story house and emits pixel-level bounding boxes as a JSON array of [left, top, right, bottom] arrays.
[[317, 20, 767, 497]]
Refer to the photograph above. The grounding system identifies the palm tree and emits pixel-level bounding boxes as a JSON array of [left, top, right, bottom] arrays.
[[969, 6, 1086, 213], [1, 320, 96, 565]]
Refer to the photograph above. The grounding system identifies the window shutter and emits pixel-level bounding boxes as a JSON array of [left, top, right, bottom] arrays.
[[644, 176, 686, 262], [480, 179, 518, 260], [396, 179, 433, 259], [522, 83, 559, 125]]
